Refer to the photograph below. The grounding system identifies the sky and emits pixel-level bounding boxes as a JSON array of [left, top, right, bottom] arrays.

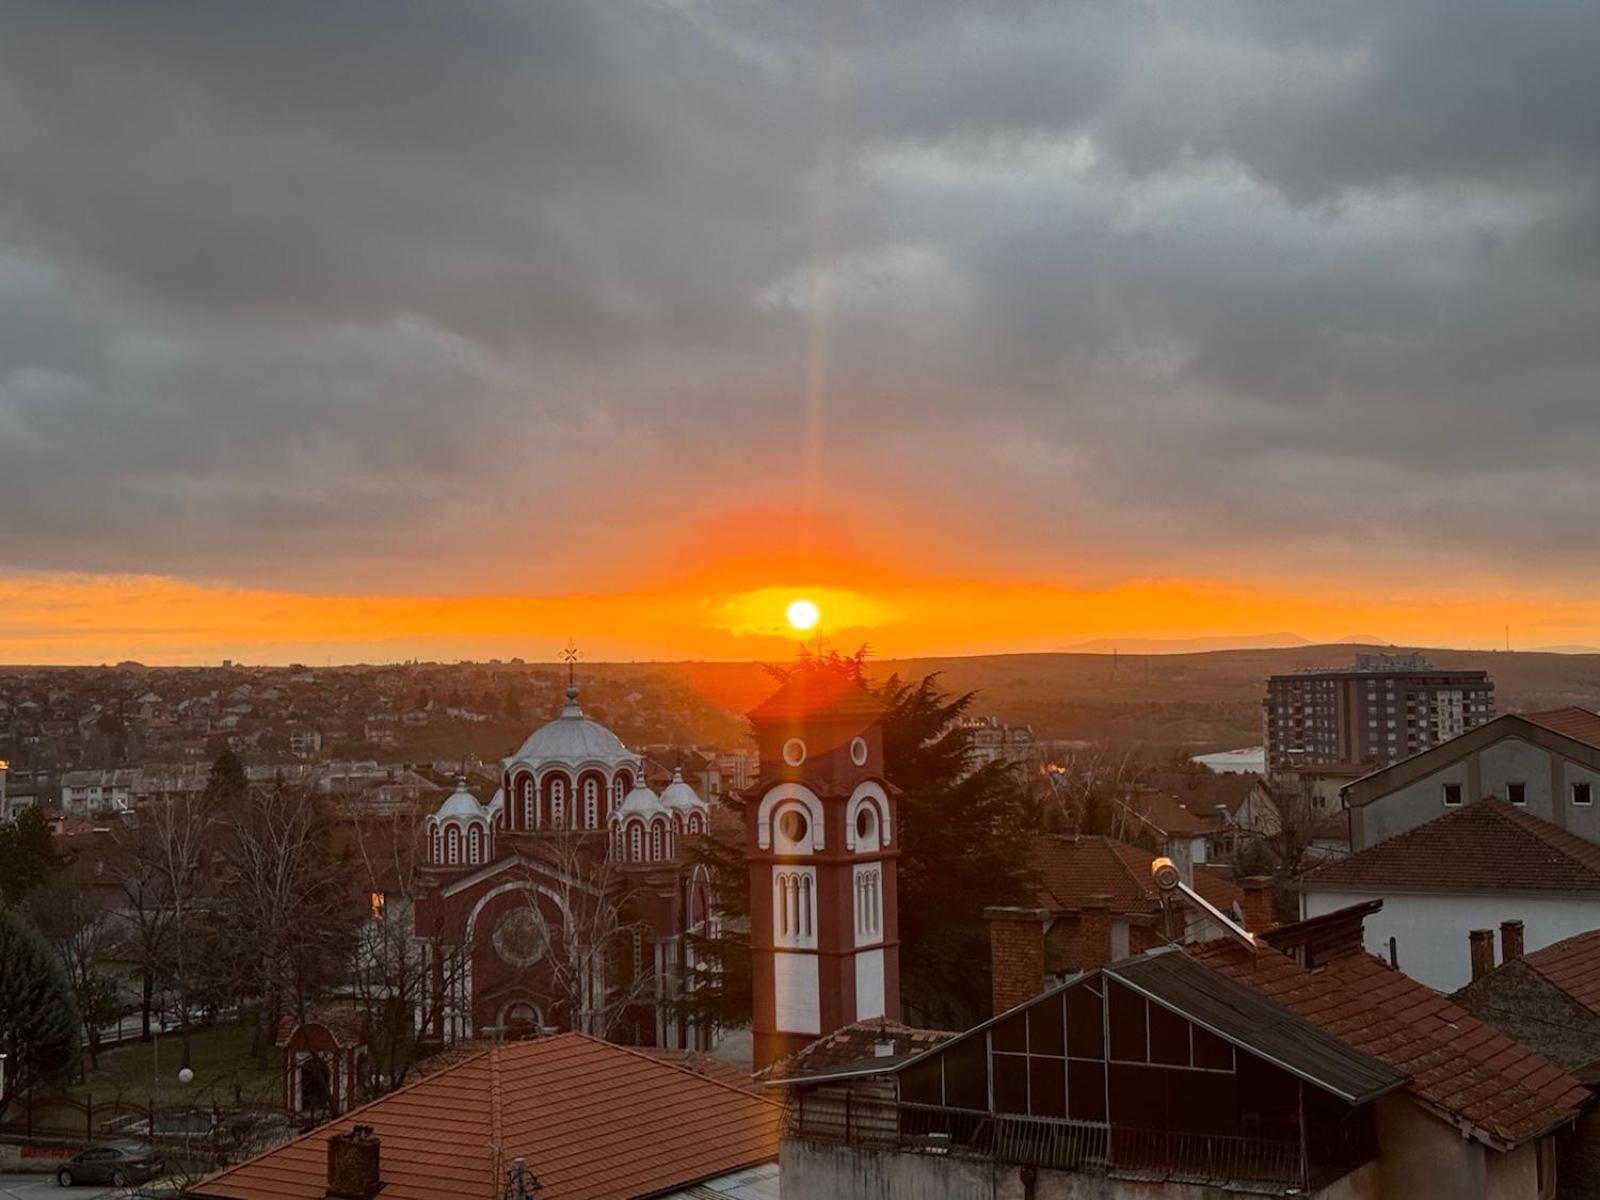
[[3, 1, 1600, 664]]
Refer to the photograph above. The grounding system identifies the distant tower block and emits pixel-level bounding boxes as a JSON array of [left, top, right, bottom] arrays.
[[745, 666, 900, 1072]]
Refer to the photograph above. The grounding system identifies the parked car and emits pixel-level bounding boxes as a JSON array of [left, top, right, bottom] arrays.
[[55, 1139, 164, 1187]]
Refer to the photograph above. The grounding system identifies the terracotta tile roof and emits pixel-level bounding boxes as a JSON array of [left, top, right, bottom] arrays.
[[274, 1006, 365, 1050], [1304, 800, 1600, 893], [1191, 940, 1589, 1146], [1523, 707, 1600, 751], [1032, 834, 1243, 917], [757, 1018, 955, 1083], [638, 1048, 760, 1092], [1525, 929, 1600, 1015], [190, 1034, 783, 1200], [1122, 791, 1220, 837], [746, 670, 886, 723]]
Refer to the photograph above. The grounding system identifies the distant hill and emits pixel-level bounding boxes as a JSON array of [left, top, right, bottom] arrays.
[[1061, 633, 1312, 654]]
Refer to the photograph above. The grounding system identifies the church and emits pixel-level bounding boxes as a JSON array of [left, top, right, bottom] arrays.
[[409, 661, 901, 1072], [410, 681, 715, 1049]]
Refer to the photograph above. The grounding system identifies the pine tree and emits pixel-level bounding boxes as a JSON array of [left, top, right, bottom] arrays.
[[203, 748, 249, 808], [0, 807, 63, 908], [0, 909, 80, 1105]]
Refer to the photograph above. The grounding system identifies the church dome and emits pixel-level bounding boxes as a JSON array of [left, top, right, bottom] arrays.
[[615, 776, 667, 820], [436, 777, 486, 821], [660, 768, 706, 815], [507, 686, 633, 767]]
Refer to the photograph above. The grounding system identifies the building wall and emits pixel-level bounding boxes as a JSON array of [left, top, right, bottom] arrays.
[[1373, 1093, 1486, 1198], [1484, 1140, 1539, 1200], [1353, 738, 1600, 852], [780, 1141, 1381, 1200], [1302, 889, 1600, 991]]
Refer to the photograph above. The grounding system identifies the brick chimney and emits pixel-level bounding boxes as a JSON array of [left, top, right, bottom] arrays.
[[1239, 877, 1274, 933], [1469, 928, 1496, 981], [986, 907, 1050, 1014], [326, 1125, 381, 1200], [1080, 895, 1114, 970], [1500, 919, 1525, 963]]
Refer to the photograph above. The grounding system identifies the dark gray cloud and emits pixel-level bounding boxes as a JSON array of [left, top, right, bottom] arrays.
[[2, 0, 1599, 593]]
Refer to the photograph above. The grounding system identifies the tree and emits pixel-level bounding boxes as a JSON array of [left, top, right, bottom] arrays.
[[204, 749, 249, 808], [24, 879, 122, 1069], [0, 807, 63, 909], [0, 909, 79, 1109]]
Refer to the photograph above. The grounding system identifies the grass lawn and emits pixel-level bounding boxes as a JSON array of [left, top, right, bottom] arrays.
[[67, 1022, 281, 1108]]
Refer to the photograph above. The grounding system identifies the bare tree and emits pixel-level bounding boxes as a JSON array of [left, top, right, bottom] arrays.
[[516, 827, 657, 1042], [136, 790, 219, 1069], [25, 879, 121, 1069], [1046, 745, 1152, 840]]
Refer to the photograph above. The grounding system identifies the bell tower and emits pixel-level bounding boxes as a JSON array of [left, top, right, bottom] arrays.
[[745, 665, 900, 1072]]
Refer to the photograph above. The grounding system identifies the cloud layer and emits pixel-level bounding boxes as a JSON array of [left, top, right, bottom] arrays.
[[3, 0, 1599, 607]]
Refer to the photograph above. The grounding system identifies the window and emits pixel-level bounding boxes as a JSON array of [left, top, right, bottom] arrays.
[[774, 868, 816, 948], [650, 822, 664, 861], [1574, 782, 1593, 807], [1508, 782, 1527, 806], [446, 825, 462, 865], [468, 823, 483, 864], [629, 823, 643, 859], [550, 778, 566, 826], [1443, 783, 1463, 806], [584, 779, 599, 828]]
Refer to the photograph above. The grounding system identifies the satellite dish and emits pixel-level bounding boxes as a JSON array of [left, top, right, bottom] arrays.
[[177, 1067, 194, 1085], [1151, 857, 1182, 893]]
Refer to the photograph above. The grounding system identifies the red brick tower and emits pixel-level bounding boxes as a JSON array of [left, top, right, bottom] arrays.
[[746, 666, 900, 1072]]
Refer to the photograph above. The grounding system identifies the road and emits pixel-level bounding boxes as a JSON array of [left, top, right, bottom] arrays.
[[0, 1174, 115, 1197]]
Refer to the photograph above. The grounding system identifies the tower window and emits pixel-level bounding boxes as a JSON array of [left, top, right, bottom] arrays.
[[856, 807, 877, 845], [778, 810, 808, 846], [782, 738, 807, 767]]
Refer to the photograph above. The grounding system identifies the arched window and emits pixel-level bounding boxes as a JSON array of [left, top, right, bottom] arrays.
[[517, 775, 535, 829], [650, 821, 664, 862], [799, 874, 813, 938], [550, 777, 566, 827], [584, 778, 599, 828], [613, 772, 631, 812], [629, 823, 643, 861], [430, 825, 442, 864], [445, 825, 461, 866], [688, 812, 704, 835], [468, 824, 483, 865]]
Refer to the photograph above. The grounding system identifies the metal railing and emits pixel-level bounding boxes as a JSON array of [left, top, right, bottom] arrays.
[[791, 1096, 1373, 1192]]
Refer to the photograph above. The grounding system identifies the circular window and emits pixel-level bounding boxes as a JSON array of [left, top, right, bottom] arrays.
[[782, 738, 807, 767], [492, 907, 547, 968], [855, 807, 876, 842], [850, 736, 869, 767], [778, 810, 808, 845]]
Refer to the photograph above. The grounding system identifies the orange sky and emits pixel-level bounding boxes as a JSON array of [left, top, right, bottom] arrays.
[[4, 569, 1599, 665]]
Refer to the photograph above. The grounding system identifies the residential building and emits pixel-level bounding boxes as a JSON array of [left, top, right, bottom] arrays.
[[780, 904, 1584, 1199], [1343, 707, 1600, 853], [1300, 799, 1600, 990], [188, 1033, 783, 1200], [959, 715, 1038, 774], [1263, 652, 1493, 773]]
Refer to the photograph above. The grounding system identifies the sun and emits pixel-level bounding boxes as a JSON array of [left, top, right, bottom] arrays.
[[786, 597, 821, 632]]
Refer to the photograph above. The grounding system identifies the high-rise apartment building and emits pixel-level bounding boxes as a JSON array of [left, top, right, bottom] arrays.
[[1263, 653, 1493, 773]]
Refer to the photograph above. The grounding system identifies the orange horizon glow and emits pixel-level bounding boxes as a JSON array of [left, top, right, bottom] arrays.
[[3, 569, 1600, 666]]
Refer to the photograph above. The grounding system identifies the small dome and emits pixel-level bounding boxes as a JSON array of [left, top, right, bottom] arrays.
[[436, 777, 487, 821], [615, 776, 667, 820], [506, 686, 634, 767], [484, 787, 505, 816], [660, 768, 706, 815]]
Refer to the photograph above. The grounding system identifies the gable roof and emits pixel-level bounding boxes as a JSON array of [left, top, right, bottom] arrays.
[[1525, 929, 1600, 1015], [1302, 800, 1600, 894], [1192, 939, 1589, 1147], [1524, 707, 1600, 750], [1344, 712, 1600, 809], [189, 1034, 783, 1200], [1032, 834, 1244, 916]]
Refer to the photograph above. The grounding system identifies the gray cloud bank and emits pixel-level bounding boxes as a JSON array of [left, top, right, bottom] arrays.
[[2, 0, 1599, 593]]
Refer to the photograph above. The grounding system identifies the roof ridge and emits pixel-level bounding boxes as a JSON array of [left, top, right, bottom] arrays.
[[564, 1031, 782, 1109], [489, 1042, 505, 1188]]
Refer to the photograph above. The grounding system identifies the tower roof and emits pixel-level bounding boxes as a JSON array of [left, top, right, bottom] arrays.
[[747, 668, 887, 724]]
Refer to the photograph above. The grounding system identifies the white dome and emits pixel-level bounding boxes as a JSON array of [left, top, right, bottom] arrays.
[[660, 768, 706, 815], [436, 777, 487, 821], [506, 686, 634, 767], [615, 776, 667, 820]]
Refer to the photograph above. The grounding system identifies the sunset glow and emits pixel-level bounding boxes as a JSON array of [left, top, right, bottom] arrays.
[[786, 599, 821, 633]]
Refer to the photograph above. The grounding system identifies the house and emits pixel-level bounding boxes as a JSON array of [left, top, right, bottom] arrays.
[[1015, 833, 1256, 985], [1342, 708, 1600, 853], [1299, 800, 1600, 991], [781, 917, 1585, 1198], [1237, 765, 1362, 860], [188, 1033, 783, 1200]]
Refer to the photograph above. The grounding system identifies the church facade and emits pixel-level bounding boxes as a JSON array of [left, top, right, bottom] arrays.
[[410, 684, 713, 1049]]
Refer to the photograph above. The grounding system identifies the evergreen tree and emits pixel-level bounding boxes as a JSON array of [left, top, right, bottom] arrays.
[[203, 748, 249, 808], [0, 909, 80, 1106], [0, 807, 63, 908]]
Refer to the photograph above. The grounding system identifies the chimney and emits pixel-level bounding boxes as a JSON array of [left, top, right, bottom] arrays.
[[1469, 928, 1496, 981], [326, 1125, 381, 1200], [986, 906, 1050, 1014], [1080, 895, 1114, 971], [1500, 919, 1525, 963], [1239, 877, 1275, 933]]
